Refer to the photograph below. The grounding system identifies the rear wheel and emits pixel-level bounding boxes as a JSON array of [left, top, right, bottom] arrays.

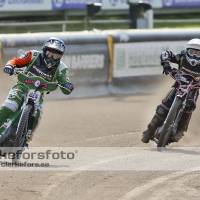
[[157, 98, 182, 148], [12, 104, 32, 164]]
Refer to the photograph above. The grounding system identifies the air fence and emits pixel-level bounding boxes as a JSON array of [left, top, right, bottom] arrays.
[[1, 29, 200, 99]]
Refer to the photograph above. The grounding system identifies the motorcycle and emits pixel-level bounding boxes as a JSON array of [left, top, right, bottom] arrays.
[[153, 68, 200, 149], [0, 68, 68, 163]]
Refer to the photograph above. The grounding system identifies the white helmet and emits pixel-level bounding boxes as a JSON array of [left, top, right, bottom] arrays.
[[186, 38, 200, 66]]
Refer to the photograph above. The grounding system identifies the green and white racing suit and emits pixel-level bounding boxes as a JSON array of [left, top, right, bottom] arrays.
[[0, 50, 73, 139]]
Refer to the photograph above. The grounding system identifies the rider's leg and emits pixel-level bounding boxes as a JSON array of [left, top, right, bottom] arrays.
[[142, 86, 177, 143], [0, 106, 14, 127], [0, 85, 24, 132], [141, 106, 168, 143]]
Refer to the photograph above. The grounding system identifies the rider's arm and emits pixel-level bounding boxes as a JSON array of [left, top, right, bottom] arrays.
[[5, 50, 39, 68], [160, 50, 184, 65], [57, 62, 74, 95]]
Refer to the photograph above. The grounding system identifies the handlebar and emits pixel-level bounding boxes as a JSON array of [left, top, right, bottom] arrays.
[[13, 67, 70, 92], [170, 68, 200, 89], [13, 68, 24, 75]]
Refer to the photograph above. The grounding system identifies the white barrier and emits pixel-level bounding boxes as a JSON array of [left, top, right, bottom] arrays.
[[1, 29, 200, 98], [105, 29, 200, 81], [113, 40, 187, 77]]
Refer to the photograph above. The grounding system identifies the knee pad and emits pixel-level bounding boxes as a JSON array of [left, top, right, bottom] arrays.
[[2, 100, 19, 112], [156, 104, 169, 119]]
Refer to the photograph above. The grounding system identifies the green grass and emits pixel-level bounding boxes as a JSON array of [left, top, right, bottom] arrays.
[[154, 13, 200, 20], [153, 13, 200, 29], [1, 13, 200, 33], [154, 23, 200, 29]]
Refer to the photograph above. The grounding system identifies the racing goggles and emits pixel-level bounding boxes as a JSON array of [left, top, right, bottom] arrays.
[[46, 51, 62, 60], [188, 49, 200, 57]]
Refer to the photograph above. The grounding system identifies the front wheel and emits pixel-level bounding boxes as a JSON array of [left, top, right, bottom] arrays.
[[157, 98, 182, 148], [12, 104, 32, 164]]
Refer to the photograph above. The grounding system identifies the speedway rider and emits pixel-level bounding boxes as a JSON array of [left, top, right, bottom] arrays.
[[142, 38, 200, 143], [0, 37, 74, 141]]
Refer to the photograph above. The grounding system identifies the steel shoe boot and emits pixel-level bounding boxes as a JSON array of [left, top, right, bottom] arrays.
[[141, 115, 164, 143], [141, 129, 154, 143], [170, 131, 184, 143]]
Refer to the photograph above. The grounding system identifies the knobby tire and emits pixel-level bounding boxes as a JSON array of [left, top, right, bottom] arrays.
[[12, 104, 32, 163], [157, 98, 182, 148]]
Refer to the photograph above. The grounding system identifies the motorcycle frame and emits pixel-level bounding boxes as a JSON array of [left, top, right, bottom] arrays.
[[154, 69, 200, 144]]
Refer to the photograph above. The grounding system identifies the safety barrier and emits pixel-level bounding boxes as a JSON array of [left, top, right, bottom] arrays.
[[0, 32, 110, 98], [1, 29, 200, 98]]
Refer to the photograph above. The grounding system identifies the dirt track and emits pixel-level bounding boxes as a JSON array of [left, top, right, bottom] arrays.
[[1, 71, 200, 200]]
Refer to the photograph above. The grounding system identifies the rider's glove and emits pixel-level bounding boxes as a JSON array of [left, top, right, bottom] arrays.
[[3, 65, 14, 76], [162, 61, 171, 75], [61, 82, 74, 92]]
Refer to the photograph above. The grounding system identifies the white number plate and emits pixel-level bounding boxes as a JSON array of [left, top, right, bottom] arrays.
[[27, 90, 41, 102]]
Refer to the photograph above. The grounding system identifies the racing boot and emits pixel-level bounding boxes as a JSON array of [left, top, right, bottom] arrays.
[[141, 129, 154, 143], [170, 131, 184, 143], [141, 115, 163, 143]]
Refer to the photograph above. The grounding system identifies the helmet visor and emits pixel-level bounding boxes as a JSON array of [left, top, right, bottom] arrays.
[[46, 51, 62, 60], [188, 49, 200, 57]]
